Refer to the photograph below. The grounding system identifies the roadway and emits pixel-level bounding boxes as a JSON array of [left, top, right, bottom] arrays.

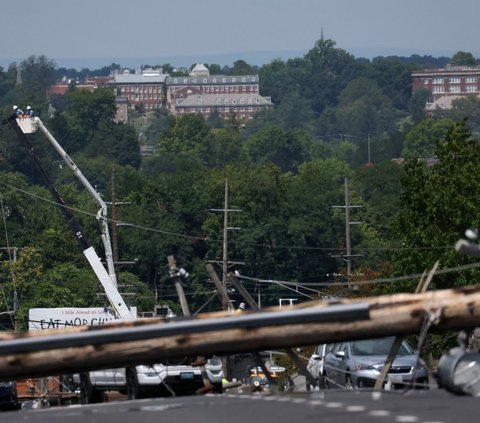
[[2, 388, 478, 423]]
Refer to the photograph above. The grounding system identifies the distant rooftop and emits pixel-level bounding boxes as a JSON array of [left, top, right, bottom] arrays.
[[111, 68, 167, 84], [167, 74, 258, 85]]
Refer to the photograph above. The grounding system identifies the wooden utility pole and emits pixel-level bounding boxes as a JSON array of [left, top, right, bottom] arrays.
[[344, 177, 352, 275], [222, 179, 229, 288], [3, 286, 480, 380], [332, 177, 362, 280], [209, 178, 242, 305]]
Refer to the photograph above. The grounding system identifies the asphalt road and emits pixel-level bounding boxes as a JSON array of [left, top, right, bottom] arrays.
[[2, 389, 478, 423]]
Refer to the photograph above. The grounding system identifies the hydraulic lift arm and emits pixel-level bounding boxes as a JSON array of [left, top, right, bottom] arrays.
[[8, 116, 134, 320]]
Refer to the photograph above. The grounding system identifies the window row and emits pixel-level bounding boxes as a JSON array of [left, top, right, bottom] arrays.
[[203, 86, 257, 93], [120, 86, 162, 94], [210, 97, 260, 105], [431, 76, 478, 84], [433, 86, 479, 93], [173, 76, 256, 84], [180, 107, 255, 113], [126, 95, 160, 101]]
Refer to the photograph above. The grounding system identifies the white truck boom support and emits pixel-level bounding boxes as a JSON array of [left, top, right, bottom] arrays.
[[14, 116, 134, 320]]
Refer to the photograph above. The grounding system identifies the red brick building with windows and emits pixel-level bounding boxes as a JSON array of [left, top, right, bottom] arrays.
[[47, 64, 272, 123], [108, 68, 167, 113], [412, 66, 480, 111], [166, 64, 272, 122]]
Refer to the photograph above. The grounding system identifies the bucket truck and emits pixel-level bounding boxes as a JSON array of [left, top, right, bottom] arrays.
[[8, 115, 223, 402]]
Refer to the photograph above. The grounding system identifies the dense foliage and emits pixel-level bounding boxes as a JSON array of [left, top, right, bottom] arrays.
[[0, 40, 479, 354]]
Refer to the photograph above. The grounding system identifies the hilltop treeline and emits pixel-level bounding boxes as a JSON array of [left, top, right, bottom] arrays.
[[0, 39, 479, 348]]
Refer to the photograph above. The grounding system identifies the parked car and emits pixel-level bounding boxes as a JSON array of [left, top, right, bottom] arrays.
[[309, 337, 429, 390], [307, 344, 330, 388], [0, 381, 18, 410]]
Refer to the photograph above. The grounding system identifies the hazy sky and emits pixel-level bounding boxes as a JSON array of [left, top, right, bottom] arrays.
[[1, 0, 479, 68]]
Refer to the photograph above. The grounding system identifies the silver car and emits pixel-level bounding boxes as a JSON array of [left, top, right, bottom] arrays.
[[310, 337, 429, 390]]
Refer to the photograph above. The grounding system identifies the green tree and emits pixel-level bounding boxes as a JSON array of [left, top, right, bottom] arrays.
[[286, 158, 352, 280], [263, 90, 315, 130], [202, 128, 242, 167], [20, 55, 57, 103], [157, 114, 210, 157], [230, 60, 257, 75], [0, 64, 17, 104], [334, 77, 398, 137], [259, 58, 300, 105], [302, 38, 359, 114], [450, 51, 476, 66], [87, 122, 141, 168], [394, 120, 480, 291], [144, 109, 176, 144], [367, 58, 416, 111], [241, 126, 309, 173], [433, 94, 480, 137], [57, 87, 117, 152], [353, 161, 404, 261], [402, 118, 454, 158], [408, 88, 431, 123], [205, 64, 222, 75], [201, 165, 295, 301]]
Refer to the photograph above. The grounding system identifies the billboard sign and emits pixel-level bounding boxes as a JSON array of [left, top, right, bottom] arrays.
[[28, 307, 137, 331]]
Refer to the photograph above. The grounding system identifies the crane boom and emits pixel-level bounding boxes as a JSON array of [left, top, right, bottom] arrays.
[[10, 116, 134, 320]]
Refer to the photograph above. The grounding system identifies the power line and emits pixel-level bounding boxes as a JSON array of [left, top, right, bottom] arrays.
[[237, 260, 480, 289], [0, 180, 455, 254]]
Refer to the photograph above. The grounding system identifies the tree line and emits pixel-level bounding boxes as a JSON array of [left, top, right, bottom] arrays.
[[0, 39, 479, 358]]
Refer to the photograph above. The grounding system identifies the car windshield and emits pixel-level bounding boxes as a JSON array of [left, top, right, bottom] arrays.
[[350, 338, 413, 356]]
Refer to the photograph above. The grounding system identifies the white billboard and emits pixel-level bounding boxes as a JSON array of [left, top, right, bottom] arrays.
[[28, 307, 137, 331]]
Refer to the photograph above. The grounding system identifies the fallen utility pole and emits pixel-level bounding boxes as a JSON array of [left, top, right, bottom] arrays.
[[1, 286, 480, 381]]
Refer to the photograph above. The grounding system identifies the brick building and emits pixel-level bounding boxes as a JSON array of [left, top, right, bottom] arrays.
[[84, 75, 114, 87], [108, 68, 167, 112], [166, 64, 272, 121], [412, 66, 480, 111], [48, 64, 272, 123]]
